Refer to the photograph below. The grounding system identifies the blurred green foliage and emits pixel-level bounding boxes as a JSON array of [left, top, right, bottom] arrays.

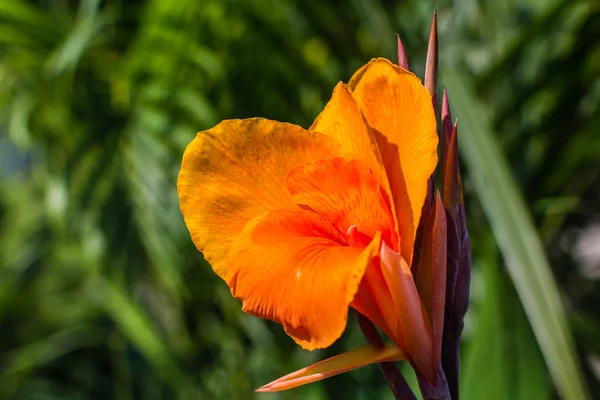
[[0, 0, 599, 399]]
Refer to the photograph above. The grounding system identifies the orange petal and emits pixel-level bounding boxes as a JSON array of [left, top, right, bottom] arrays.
[[380, 242, 434, 382], [310, 83, 398, 242], [257, 344, 406, 392], [177, 118, 340, 281], [349, 58, 438, 263], [228, 209, 382, 350], [415, 191, 447, 373], [351, 259, 404, 349], [286, 158, 397, 249]]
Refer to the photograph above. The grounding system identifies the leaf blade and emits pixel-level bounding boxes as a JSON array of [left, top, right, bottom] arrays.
[[442, 68, 590, 400]]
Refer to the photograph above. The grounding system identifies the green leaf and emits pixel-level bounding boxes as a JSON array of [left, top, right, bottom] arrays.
[[462, 235, 550, 400], [441, 68, 590, 400], [89, 278, 194, 395]]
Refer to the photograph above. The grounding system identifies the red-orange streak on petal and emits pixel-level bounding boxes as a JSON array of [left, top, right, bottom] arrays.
[[349, 59, 438, 264], [415, 191, 447, 374], [287, 158, 397, 249], [347, 225, 372, 248], [380, 242, 434, 382], [257, 344, 406, 392], [177, 118, 341, 281], [228, 209, 382, 350]]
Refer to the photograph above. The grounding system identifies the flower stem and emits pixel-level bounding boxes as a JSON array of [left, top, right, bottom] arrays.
[[355, 311, 417, 400], [441, 321, 461, 400]]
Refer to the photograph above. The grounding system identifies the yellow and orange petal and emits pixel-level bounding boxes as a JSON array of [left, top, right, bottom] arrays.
[[177, 118, 341, 280], [349, 58, 438, 263], [228, 208, 382, 350], [310, 83, 399, 243], [178, 57, 441, 365]]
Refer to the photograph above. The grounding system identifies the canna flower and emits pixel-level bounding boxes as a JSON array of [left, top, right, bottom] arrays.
[[178, 12, 469, 398]]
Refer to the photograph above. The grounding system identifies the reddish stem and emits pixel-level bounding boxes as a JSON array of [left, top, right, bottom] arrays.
[[355, 312, 417, 400]]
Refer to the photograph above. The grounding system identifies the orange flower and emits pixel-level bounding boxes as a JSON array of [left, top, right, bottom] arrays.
[[178, 58, 447, 390]]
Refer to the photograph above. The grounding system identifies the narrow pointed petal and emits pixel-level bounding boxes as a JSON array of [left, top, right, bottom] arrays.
[[178, 118, 340, 280], [423, 14, 441, 227], [229, 209, 382, 350], [441, 89, 453, 145], [414, 15, 438, 258], [257, 344, 406, 392], [415, 192, 447, 371], [396, 33, 410, 70], [443, 122, 459, 219], [424, 11, 438, 113], [441, 91, 458, 216], [440, 90, 451, 170], [380, 242, 434, 382]]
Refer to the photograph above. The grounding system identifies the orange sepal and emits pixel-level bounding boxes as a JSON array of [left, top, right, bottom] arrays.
[[415, 191, 447, 373], [228, 209, 382, 350], [257, 344, 406, 392], [380, 242, 434, 382], [348, 58, 438, 263]]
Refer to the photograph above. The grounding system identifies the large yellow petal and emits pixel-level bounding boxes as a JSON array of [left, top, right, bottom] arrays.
[[177, 118, 340, 280], [309, 83, 398, 241], [228, 209, 382, 350], [349, 58, 438, 263]]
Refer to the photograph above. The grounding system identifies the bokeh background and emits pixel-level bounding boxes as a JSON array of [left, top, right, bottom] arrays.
[[1, 0, 599, 399]]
